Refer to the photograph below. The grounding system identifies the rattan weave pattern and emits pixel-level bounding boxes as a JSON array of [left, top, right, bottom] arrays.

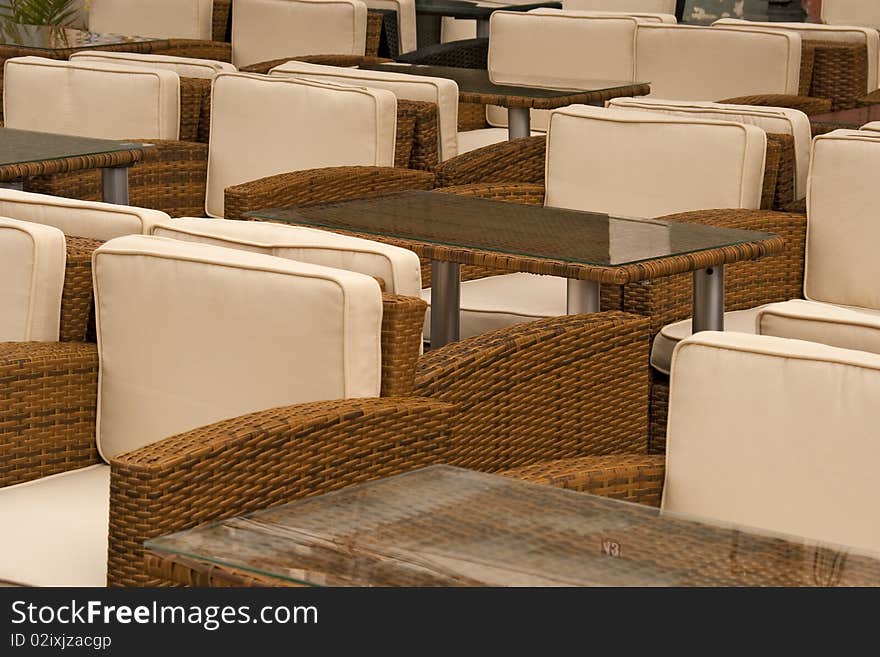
[[806, 40, 868, 111], [0, 148, 144, 182], [434, 135, 546, 188], [458, 83, 651, 110], [61, 236, 101, 343]]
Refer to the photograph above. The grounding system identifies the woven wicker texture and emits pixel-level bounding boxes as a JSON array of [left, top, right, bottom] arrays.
[[366, 11, 383, 57], [380, 294, 426, 397], [396, 38, 488, 69], [213, 0, 232, 42], [0, 342, 99, 489], [434, 135, 546, 188], [60, 236, 101, 343], [806, 40, 868, 111], [0, 148, 144, 182], [396, 99, 440, 171], [145, 552, 303, 587], [150, 39, 232, 62]]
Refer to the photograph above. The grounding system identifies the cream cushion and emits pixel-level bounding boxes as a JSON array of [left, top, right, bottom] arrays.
[[70, 51, 236, 80], [635, 25, 801, 101], [206, 73, 397, 217], [0, 188, 167, 240], [270, 60, 458, 160], [364, 0, 417, 53], [232, 0, 368, 68], [822, 0, 880, 29], [805, 130, 880, 309], [664, 331, 880, 553], [713, 19, 879, 92], [757, 299, 880, 355], [562, 0, 676, 11], [862, 121, 880, 132], [88, 0, 213, 39], [608, 97, 811, 199], [153, 217, 421, 296], [530, 7, 676, 23], [94, 235, 382, 461], [3, 57, 180, 140], [440, 17, 476, 42], [0, 218, 65, 342], [545, 105, 766, 215], [0, 465, 110, 587]]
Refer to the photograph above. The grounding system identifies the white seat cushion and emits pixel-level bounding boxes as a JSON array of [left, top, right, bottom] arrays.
[[206, 73, 397, 217], [4, 57, 180, 141], [650, 306, 768, 375], [363, 0, 417, 53], [456, 127, 542, 154], [608, 97, 811, 199], [270, 60, 459, 160], [232, 0, 368, 68], [757, 299, 880, 356], [70, 51, 236, 80], [89, 0, 214, 39], [664, 331, 880, 553], [153, 217, 422, 296], [0, 465, 110, 587], [93, 235, 383, 461], [635, 24, 802, 101], [0, 218, 65, 342], [862, 121, 880, 132], [0, 188, 167, 240], [822, 0, 880, 29]]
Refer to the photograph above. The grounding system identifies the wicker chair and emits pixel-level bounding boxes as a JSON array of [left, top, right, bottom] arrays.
[[503, 329, 880, 555]]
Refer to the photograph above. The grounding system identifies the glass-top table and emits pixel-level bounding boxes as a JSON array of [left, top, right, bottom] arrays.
[[145, 465, 880, 586], [414, 0, 561, 46], [0, 128, 147, 204], [810, 105, 880, 136], [246, 191, 783, 347], [362, 63, 650, 139]]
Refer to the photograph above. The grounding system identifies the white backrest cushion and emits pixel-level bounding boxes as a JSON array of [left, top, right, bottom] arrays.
[[440, 17, 475, 42], [232, 0, 367, 68], [822, 0, 880, 28], [88, 0, 214, 40], [0, 189, 167, 240], [3, 57, 180, 140], [271, 60, 458, 159], [635, 24, 801, 100], [545, 105, 766, 216], [664, 331, 880, 554], [862, 121, 880, 132], [609, 97, 811, 199], [713, 18, 879, 92], [207, 72, 397, 217], [70, 51, 236, 80], [93, 234, 382, 461], [152, 217, 422, 296], [805, 129, 880, 309], [532, 7, 675, 23], [363, 0, 417, 53], [562, 0, 675, 11], [0, 218, 65, 342]]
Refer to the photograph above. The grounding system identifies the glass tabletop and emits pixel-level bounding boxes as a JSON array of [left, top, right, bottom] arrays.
[[362, 63, 637, 98], [810, 105, 880, 128], [0, 22, 160, 50], [245, 191, 775, 268], [0, 128, 143, 167], [414, 0, 561, 18], [146, 465, 880, 586]]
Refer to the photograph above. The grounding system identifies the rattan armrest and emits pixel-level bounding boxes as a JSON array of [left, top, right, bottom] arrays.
[[720, 94, 832, 116], [416, 311, 651, 471], [436, 182, 545, 206], [500, 454, 666, 507], [107, 397, 454, 586], [238, 54, 392, 74], [150, 39, 232, 63], [434, 136, 546, 187], [0, 342, 99, 489], [224, 165, 435, 221], [857, 89, 880, 107], [380, 294, 426, 397]]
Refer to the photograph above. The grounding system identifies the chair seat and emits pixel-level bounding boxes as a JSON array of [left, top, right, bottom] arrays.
[[422, 272, 566, 341], [757, 299, 880, 355], [0, 465, 110, 587], [456, 128, 543, 154], [650, 306, 769, 375]]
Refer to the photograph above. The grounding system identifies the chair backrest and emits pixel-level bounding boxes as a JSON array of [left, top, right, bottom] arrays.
[[363, 0, 417, 53], [544, 105, 766, 216], [0, 218, 65, 342], [206, 72, 397, 217], [713, 18, 879, 93], [804, 129, 880, 310], [635, 24, 802, 101], [562, 0, 676, 11], [534, 7, 676, 23], [70, 51, 236, 80], [232, 0, 368, 68], [822, 0, 880, 28], [93, 234, 383, 461], [665, 330, 880, 554], [88, 0, 214, 40], [270, 60, 458, 160], [151, 217, 421, 296], [3, 57, 180, 141], [0, 188, 166, 241], [862, 121, 880, 132], [608, 97, 811, 200]]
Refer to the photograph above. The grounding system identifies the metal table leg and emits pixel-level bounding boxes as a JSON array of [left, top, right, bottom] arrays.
[[476, 17, 490, 38], [692, 266, 724, 333], [507, 106, 531, 140], [102, 167, 130, 205], [431, 260, 461, 348], [566, 279, 601, 314]]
